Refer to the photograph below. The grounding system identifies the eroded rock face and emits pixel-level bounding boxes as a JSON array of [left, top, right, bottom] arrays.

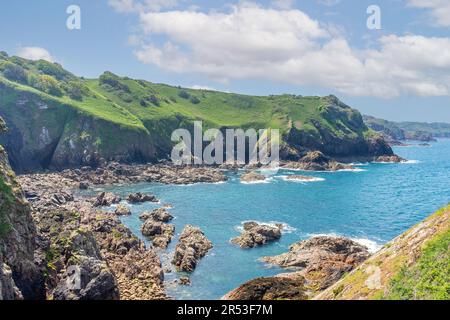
[[126, 192, 158, 204], [240, 172, 266, 183], [0, 146, 45, 300], [261, 236, 370, 290], [222, 276, 307, 301], [172, 225, 213, 272], [231, 222, 282, 248]]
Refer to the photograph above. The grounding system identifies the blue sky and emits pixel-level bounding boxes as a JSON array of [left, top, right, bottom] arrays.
[[1, 0, 450, 122]]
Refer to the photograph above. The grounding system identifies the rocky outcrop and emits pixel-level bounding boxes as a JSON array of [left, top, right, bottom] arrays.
[[282, 151, 354, 171], [0, 145, 45, 300], [126, 192, 158, 204], [240, 172, 266, 183], [93, 192, 121, 207], [375, 155, 405, 163], [140, 208, 173, 223], [231, 222, 282, 248], [222, 276, 307, 300], [172, 225, 213, 272], [261, 236, 370, 291], [114, 204, 131, 216]]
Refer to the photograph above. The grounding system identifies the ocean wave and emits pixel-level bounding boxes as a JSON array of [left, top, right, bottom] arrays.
[[306, 233, 382, 253], [235, 220, 297, 234], [402, 160, 421, 164], [278, 175, 325, 183], [240, 177, 273, 185]]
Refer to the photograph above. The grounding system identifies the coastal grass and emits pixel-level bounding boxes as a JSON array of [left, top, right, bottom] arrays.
[[383, 229, 450, 300]]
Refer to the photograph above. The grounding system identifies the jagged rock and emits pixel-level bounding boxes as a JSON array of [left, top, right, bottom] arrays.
[[140, 208, 173, 223], [0, 259, 23, 300], [231, 222, 282, 248], [141, 219, 175, 249], [172, 225, 213, 272], [126, 192, 158, 203], [93, 192, 121, 207], [375, 155, 405, 163], [79, 182, 89, 190], [222, 276, 307, 300], [282, 151, 354, 171], [115, 204, 131, 216], [179, 277, 191, 286], [261, 236, 370, 290], [240, 172, 266, 183]]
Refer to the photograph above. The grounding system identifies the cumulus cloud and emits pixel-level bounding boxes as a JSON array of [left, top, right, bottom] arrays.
[[407, 0, 450, 27], [271, 0, 295, 10], [115, 2, 450, 98], [16, 47, 54, 62]]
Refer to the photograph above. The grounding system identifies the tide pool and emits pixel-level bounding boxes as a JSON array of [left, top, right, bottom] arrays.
[[98, 139, 450, 300]]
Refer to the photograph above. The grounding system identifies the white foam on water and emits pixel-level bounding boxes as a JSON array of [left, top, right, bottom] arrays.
[[240, 177, 273, 185], [403, 159, 421, 164], [235, 220, 297, 234], [278, 175, 325, 183], [306, 233, 382, 254]]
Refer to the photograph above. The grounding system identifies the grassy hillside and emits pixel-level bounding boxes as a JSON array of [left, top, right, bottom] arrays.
[[0, 52, 389, 171], [315, 205, 450, 300]]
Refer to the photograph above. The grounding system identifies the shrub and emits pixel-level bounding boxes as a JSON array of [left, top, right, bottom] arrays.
[[99, 71, 130, 93], [190, 96, 201, 104], [36, 60, 73, 81], [29, 74, 62, 96], [65, 81, 85, 101], [178, 90, 190, 99], [0, 61, 28, 83], [149, 95, 160, 106]]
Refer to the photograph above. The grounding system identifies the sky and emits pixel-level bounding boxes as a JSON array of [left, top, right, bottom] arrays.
[[1, 0, 450, 122]]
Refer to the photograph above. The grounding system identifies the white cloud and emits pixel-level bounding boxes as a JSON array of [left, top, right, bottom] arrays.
[[16, 47, 54, 62], [407, 0, 450, 27], [121, 3, 450, 98], [271, 0, 295, 10]]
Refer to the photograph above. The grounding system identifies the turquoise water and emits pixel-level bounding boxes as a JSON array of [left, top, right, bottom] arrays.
[[99, 139, 450, 300]]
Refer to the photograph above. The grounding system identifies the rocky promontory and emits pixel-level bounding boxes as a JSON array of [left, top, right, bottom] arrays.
[[172, 225, 213, 272], [140, 209, 175, 249]]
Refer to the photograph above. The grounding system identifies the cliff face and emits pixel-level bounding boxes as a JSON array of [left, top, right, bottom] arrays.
[[0, 144, 45, 299], [0, 54, 394, 172], [314, 205, 450, 300]]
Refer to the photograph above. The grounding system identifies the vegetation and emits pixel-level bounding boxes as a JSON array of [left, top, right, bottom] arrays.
[[384, 230, 450, 300]]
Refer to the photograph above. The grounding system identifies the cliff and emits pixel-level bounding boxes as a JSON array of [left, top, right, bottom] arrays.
[[315, 205, 450, 300], [0, 53, 393, 172]]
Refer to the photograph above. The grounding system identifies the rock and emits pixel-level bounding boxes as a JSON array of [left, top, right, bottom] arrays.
[[93, 192, 121, 207], [222, 276, 307, 300], [261, 236, 370, 290], [126, 192, 158, 203], [231, 222, 282, 248], [172, 225, 213, 272], [115, 204, 131, 216], [140, 208, 173, 223], [141, 219, 175, 249], [375, 155, 405, 163], [179, 277, 191, 286], [282, 151, 354, 171], [240, 172, 266, 183], [79, 182, 89, 190]]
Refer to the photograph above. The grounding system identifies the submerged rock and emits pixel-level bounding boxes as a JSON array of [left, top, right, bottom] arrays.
[[222, 276, 307, 300], [261, 236, 370, 290], [240, 172, 266, 183], [172, 225, 213, 272], [231, 222, 282, 248]]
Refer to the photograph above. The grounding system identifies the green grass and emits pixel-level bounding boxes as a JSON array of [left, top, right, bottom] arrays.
[[0, 173, 14, 237], [384, 229, 450, 300]]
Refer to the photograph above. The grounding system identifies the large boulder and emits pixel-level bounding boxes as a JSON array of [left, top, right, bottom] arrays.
[[126, 192, 158, 204], [172, 225, 213, 272], [93, 192, 121, 207], [240, 172, 266, 183], [231, 222, 282, 248], [141, 219, 175, 249], [222, 276, 307, 300], [139, 208, 173, 223]]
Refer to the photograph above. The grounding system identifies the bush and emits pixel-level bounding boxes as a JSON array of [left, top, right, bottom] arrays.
[[29, 74, 62, 97], [36, 60, 73, 81], [0, 61, 28, 83], [149, 95, 160, 106], [190, 96, 201, 104], [99, 71, 130, 93], [178, 90, 190, 99], [65, 81, 85, 101]]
